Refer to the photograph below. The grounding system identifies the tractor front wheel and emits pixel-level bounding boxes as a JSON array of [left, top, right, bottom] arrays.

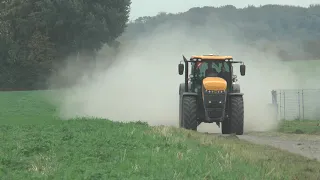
[[222, 96, 244, 135], [181, 96, 198, 131]]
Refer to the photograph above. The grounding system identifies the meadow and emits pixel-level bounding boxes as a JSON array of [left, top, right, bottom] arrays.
[[277, 120, 320, 135], [0, 90, 319, 180]]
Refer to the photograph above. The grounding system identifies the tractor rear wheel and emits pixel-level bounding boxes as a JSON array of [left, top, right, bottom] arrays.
[[181, 96, 198, 130], [221, 96, 244, 135]]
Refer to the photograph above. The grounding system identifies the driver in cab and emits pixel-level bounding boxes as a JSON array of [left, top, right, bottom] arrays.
[[205, 62, 218, 77], [218, 64, 229, 81]]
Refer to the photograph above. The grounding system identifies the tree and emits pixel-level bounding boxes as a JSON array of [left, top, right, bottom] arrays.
[[0, 0, 131, 88]]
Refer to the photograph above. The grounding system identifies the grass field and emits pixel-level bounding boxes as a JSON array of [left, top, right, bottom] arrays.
[[1, 91, 320, 180], [277, 120, 320, 135]]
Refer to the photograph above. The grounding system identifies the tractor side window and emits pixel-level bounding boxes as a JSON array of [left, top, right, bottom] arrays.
[[197, 62, 207, 77], [222, 62, 230, 72]]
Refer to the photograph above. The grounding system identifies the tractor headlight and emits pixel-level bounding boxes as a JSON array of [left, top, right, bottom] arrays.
[[205, 90, 212, 93], [205, 90, 226, 94], [215, 90, 225, 94]]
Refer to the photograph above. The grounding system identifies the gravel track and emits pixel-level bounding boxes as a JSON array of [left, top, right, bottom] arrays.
[[238, 134, 320, 161]]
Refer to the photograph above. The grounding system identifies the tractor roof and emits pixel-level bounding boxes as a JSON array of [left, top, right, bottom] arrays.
[[190, 54, 233, 61]]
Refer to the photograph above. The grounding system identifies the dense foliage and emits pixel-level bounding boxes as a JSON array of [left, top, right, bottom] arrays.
[[0, 0, 131, 88]]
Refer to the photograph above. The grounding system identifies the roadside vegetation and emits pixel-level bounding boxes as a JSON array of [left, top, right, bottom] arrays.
[[0, 91, 319, 179], [277, 120, 320, 135]]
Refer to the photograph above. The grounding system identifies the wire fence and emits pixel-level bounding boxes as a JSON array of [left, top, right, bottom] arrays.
[[272, 89, 320, 120]]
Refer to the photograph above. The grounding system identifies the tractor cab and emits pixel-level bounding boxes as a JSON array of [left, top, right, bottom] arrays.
[[178, 55, 245, 93], [191, 60, 231, 92]]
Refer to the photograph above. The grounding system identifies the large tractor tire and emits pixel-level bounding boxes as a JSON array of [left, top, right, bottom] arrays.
[[180, 96, 198, 130], [222, 95, 244, 135], [179, 83, 185, 128]]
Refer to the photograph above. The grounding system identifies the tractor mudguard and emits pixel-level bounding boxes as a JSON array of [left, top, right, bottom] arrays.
[[179, 83, 191, 95], [232, 84, 240, 93], [181, 92, 198, 98]]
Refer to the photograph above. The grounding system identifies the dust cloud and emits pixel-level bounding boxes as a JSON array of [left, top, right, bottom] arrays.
[[50, 19, 302, 133]]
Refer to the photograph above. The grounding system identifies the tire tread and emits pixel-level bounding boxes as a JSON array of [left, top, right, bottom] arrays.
[[221, 96, 244, 135], [182, 96, 198, 130]]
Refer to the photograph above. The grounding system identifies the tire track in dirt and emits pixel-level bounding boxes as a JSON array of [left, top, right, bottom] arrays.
[[238, 134, 320, 161]]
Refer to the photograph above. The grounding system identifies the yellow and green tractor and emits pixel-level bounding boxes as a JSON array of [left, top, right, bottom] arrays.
[[178, 54, 246, 135]]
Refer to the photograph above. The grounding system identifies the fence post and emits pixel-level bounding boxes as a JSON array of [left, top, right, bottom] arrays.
[[271, 90, 278, 120], [283, 91, 286, 120], [298, 90, 301, 120], [271, 90, 277, 104], [302, 89, 304, 120], [279, 90, 282, 120]]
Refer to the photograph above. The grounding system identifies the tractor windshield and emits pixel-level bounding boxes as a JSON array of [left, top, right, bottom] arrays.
[[192, 61, 230, 78]]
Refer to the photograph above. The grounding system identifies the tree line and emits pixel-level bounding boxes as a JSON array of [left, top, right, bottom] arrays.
[[126, 4, 320, 61], [0, 0, 131, 89], [1, 3, 320, 88]]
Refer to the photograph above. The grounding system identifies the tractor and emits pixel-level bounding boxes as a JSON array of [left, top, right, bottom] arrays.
[[178, 54, 246, 135]]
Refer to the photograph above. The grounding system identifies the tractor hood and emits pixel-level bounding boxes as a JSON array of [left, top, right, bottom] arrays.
[[202, 77, 227, 91]]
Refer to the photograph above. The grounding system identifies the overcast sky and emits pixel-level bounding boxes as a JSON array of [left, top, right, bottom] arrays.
[[129, 0, 320, 20]]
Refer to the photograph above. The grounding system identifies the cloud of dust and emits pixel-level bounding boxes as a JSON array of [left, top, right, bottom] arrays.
[[49, 17, 303, 133]]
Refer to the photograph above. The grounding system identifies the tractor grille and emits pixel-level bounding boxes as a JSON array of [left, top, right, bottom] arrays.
[[206, 108, 224, 118], [203, 93, 226, 108]]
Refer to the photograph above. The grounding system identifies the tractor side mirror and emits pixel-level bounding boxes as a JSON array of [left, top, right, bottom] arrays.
[[240, 64, 246, 76], [178, 63, 184, 75]]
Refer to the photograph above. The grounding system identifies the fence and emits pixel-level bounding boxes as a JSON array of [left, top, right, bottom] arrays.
[[271, 89, 320, 120]]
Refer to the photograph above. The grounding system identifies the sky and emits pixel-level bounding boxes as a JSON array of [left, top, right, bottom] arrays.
[[129, 0, 320, 20]]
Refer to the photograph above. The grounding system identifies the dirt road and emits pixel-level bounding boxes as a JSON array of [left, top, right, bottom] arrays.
[[238, 133, 320, 161], [197, 124, 320, 161]]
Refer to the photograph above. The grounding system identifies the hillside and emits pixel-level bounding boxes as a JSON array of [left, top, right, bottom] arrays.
[[123, 4, 320, 60]]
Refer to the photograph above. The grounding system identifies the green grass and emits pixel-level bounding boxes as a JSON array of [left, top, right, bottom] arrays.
[[0, 90, 59, 124], [1, 91, 320, 180], [277, 120, 320, 135]]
